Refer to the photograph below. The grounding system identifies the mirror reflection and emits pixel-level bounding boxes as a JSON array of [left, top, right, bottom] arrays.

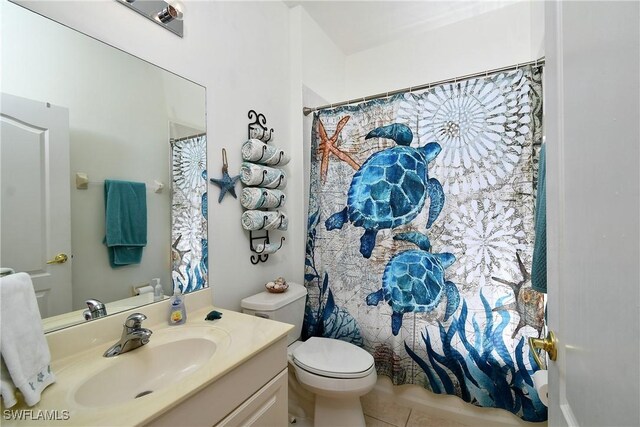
[[0, 2, 207, 332]]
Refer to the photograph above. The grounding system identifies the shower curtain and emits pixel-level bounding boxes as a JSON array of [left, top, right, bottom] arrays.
[[304, 66, 546, 422], [171, 135, 208, 293]]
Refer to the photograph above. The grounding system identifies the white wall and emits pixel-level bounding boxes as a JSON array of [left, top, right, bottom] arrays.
[[343, 1, 544, 100], [291, 5, 346, 104], [10, 0, 298, 312]]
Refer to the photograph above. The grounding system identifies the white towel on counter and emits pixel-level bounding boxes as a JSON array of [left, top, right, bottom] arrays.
[[0, 273, 55, 407], [240, 162, 287, 189], [241, 139, 290, 166]]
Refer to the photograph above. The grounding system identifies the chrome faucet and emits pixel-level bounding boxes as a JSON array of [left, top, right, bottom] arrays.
[[83, 299, 107, 320], [103, 313, 152, 357]]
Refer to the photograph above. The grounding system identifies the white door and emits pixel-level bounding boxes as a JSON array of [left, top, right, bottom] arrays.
[[545, 2, 639, 426], [1, 93, 72, 318]]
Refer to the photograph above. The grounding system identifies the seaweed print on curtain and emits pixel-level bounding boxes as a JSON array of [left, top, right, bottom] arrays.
[[304, 66, 546, 421], [171, 135, 208, 293]]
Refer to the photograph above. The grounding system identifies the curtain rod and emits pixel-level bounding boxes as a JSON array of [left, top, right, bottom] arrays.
[[302, 57, 545, 116], [170, 132, 207, 143]]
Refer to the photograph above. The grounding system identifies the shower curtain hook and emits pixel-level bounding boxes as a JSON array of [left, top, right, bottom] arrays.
[[221, 148, 229, 173]]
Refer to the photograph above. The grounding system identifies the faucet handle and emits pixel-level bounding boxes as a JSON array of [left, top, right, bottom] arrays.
[[125, 313, 147, 329], [85, 299, 107, 319], [86, 298, 105, 311]]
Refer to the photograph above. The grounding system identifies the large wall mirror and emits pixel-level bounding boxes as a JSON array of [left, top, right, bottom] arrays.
[[0, 1, 208, 332]]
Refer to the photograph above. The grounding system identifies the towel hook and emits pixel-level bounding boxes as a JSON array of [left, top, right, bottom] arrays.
[[222, 148, 229, 173], [257, 145, 268, 162], [260, 215, 269, 230], [257, 170, 268, 186]]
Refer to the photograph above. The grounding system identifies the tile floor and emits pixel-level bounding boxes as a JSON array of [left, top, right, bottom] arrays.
[[362, 392, 468, 427]]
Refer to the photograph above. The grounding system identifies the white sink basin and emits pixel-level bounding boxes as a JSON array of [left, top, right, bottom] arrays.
[[72, 326, 230, 407]]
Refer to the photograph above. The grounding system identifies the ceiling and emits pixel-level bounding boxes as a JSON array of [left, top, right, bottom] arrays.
[[285, 1, 521, 55]]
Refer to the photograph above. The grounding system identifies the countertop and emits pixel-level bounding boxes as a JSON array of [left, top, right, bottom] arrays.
[[1, 298, 292, 426]]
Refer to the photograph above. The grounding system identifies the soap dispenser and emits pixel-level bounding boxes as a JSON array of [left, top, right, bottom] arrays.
[[168, 287, 187, 325], [152, 278, 164, 302]]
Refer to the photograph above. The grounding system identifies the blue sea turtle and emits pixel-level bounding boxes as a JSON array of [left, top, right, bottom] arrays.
[[325, 123, 445, 258], [367, 232, 460, 336]]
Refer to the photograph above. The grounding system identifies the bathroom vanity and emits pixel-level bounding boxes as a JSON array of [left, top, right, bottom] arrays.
[[1, 291, 292, 426]]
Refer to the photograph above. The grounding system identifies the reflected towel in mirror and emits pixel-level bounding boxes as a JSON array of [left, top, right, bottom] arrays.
[[103, 180, 147, 268]]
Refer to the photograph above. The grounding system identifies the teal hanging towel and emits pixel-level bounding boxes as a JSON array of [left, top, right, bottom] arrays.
[[531, 144, 546, 293], [103, 180, 147, 268]]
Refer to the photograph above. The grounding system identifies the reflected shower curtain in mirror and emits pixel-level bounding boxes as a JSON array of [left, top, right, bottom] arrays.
[[171, 135, 208, 293], [304, 66, 546, 421]]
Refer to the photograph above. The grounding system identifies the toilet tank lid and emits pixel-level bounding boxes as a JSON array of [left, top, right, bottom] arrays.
[[240, 282, 307, 311]]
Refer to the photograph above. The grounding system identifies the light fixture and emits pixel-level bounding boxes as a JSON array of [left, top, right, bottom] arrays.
[[115, 0, 184, 37], [157, 3, 183, 24]]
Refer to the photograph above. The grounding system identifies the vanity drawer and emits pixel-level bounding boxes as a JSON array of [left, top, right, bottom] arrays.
[[216, 369, 287, 427]]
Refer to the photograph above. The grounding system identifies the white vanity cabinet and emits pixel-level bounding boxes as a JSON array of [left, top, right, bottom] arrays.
[[146, 337, 288, 427]]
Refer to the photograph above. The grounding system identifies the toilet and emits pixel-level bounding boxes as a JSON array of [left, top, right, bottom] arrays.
[[241, 282, 377, 427]]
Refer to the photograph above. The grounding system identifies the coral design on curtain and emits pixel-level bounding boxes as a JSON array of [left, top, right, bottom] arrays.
[[304, 66, 545, 421], [171, 135, 208, 293]]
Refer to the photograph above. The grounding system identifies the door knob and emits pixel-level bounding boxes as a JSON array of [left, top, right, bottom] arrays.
[[46, 253, 68, 264], [528, 331, 558, 368]]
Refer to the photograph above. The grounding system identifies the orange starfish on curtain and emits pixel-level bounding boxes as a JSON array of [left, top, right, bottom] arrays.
[[318, 116, 360, 183]]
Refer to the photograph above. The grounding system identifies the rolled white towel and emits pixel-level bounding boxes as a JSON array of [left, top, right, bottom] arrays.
[[241, 210, 288, 231], [241, 188, 286, 210], [240, 162, 287, 189], [254, 242, 282, 255], [241, 139, 290, 166]]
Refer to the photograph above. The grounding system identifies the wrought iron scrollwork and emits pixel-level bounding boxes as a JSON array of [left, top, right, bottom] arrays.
[[248, 110, 274, 143]]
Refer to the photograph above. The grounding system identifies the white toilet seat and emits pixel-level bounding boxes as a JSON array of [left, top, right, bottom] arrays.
[[292, 337, 374, 379], [293, 359, 375, 379], [292, 362, 377, 398]]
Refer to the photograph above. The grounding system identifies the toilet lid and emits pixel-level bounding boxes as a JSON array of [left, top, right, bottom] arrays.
[[292, 337, 374, 379]]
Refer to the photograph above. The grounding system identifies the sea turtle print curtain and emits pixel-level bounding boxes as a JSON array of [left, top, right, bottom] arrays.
[[304, 65, 546, 422]]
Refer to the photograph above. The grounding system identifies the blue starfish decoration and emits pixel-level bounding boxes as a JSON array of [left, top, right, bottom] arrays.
[[209, 148, 240, 203], [210, 171, 240, 202]]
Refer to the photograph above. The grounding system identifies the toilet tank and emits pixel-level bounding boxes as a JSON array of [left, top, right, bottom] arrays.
[[240, 282, 307, 346]]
